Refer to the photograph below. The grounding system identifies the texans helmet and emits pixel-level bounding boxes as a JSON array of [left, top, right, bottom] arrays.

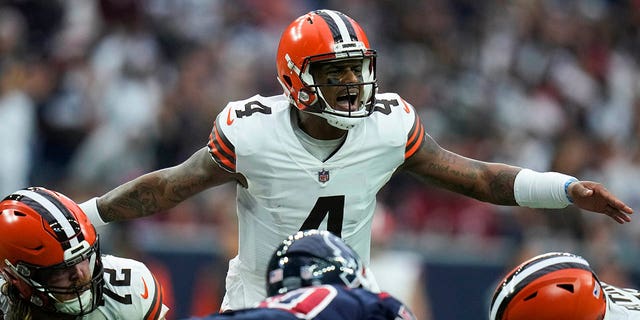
[[266, 229, 371, 297]]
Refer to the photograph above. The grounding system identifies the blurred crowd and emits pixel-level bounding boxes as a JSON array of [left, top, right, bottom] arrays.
[[1, 0, 640, 318]]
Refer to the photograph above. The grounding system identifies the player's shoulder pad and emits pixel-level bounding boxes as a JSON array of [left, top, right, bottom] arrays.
[[376, 291, 417, 320], [100, 255, 167, 320], [372, 92, 418, 118], [208, 94, 289, 171], [371, 92, 424, 157], [216, 94, 289, 129]]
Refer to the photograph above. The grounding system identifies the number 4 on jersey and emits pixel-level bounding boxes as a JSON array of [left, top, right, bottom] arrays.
[[299, 196, 344, 237]]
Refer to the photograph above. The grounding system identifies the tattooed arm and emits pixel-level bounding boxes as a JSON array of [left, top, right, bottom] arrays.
[[96, 147, 239, 222], [401, 133, 633, 222], [401, 132, 520, 206]]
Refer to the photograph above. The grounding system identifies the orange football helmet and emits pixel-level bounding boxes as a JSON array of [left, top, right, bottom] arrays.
[[276, 9, 377, 130], [489, 252, 606, 320], [0, 187, 103, 316]]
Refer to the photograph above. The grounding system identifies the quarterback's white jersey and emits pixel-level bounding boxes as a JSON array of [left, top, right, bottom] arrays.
[[0, 255, 169, 320], [603, 282, 640, 319], [208, 93, 425, 310]]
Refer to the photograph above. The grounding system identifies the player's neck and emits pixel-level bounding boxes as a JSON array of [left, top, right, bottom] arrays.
[[294, 109, 347, 140]]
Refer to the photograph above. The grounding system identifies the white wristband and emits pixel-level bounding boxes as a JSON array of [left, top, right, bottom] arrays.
[[78, 197, 108, 227], [514, 169, 578, 209]]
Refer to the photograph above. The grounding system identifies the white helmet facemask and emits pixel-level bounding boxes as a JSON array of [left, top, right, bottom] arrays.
[[299, 53, 377, 130], [48, 244, 99, 315]]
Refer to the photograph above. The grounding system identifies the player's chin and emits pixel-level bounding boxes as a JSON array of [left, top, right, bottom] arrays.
[[331, 101, 365, 114]]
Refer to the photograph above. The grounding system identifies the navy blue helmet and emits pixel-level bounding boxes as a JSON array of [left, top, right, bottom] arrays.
[[266, 230, 370, 297]]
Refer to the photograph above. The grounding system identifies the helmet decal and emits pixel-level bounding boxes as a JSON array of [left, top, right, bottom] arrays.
[[322, 231, 361, 287]]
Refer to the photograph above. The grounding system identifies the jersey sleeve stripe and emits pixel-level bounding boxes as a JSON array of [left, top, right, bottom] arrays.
[[405, 124, 424, 159], [211, 121, 235, 157], [143, 275, 165, 320], [209, 134, 236, 172], [207, 121, 236, 172], [406, 113, 422, 146], [404, 114, 425, 159]]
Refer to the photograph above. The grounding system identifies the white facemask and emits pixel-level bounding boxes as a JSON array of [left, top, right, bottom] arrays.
[[54, 289, 93, 314]]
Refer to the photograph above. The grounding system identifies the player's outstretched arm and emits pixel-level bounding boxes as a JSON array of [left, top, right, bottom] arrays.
[[567, 181, 632, 224], [401, 132, 520, 205], [402, 133, 633, 223], [84, 147, 237, 223]]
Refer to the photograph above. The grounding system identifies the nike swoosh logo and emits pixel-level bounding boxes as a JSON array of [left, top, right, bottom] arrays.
[[141, 278, 149, 299], [226, 108, 235, 125]]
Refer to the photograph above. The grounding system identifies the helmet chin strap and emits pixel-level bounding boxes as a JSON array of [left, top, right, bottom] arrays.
[[311, 88, 367, 130], [317, 112, 364, 130], [53, 289, 93, 314]]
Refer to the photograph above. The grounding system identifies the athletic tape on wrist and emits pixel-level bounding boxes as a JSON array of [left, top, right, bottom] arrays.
[[564, 178, 578, 203], [514, 169, 578, 209], [78, 197, 108, 227]]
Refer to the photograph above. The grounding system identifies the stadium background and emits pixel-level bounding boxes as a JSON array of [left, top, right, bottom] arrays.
[[1, 0, 640, 319]]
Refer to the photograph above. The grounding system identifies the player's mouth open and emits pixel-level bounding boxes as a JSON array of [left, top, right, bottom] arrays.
[[335, 89, 359, 111]]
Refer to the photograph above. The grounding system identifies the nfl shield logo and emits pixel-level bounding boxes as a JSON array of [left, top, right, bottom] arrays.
[[318, 169, 330, 183]]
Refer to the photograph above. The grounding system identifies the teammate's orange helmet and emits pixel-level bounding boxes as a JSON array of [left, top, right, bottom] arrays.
[[276, 9, 377, 130], [489, 252, 607, 320], [0, 187, 103, 315]]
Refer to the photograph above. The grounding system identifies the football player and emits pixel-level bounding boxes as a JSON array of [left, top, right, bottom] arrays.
[[78, 9, 633, 311], [490, 252, 640, 320], [184, 229, 415, 320], [0, 187, 169, 320]]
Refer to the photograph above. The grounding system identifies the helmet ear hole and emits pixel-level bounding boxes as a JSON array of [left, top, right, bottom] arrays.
[[556, 284, 574, 293], [283, 75, 292, 88]]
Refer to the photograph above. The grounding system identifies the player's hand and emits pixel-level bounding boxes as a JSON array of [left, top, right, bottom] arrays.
[[568, 181, 633, 224]]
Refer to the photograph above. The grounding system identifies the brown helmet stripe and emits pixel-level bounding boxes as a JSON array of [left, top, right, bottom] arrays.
[[315, 10, 358, 43], [13, 188, 82, 250], [489, 253, 594, 320]]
